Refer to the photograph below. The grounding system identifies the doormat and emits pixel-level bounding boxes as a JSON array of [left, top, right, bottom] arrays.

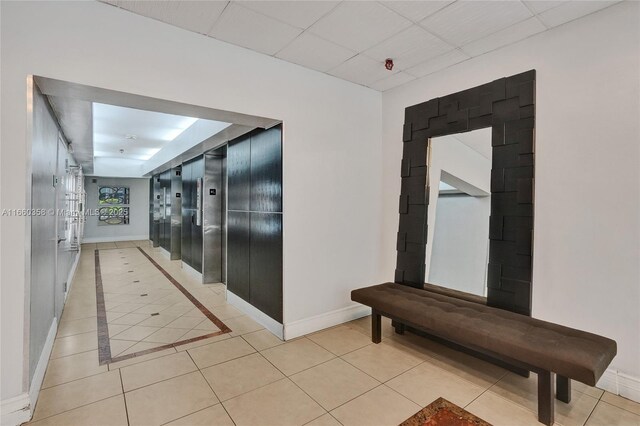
[[400, 397, 491, 426]]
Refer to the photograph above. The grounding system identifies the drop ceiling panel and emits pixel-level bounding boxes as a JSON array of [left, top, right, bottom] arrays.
[[308, 1, 412, 52], [239, 1, 339, 29], [381, 1, 454, 22], [461, 17, 546, 57], [276, 32, 355, 73], [369, 71, 416, 92], [105, 0, 228, 34], [364, 25, 455, 70], [420, 1, 533, 46], [209, 3, 302, 55], [406, 49, 470, 78], [523, 1, 565, 15], [329, 54, 398, 86], [99, 0, 623, 92], [536, 1, 618, 28]]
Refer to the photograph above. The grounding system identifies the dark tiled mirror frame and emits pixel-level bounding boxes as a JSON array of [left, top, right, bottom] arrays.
[[396, 70, 535, 316]]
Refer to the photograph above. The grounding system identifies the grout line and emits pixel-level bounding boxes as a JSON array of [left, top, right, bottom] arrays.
[[119, 369, 131, 426], [327, 382, 389, 415], [30, 393, 124, 423], [109, 347, 178, 371], [592, 398, 640, 418], [39, 363, 111, 390], [248, 336, 339, 414], [463, 375, 496, 409], [583, 399, 599, 426], [49, 346, 98, 361], [123, 369, 200, 394], [159, 403, 233, 426]]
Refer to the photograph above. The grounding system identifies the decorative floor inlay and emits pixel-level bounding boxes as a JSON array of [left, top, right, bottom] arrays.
[[95, 247, 231, 365], [400, 397, 492, 426]]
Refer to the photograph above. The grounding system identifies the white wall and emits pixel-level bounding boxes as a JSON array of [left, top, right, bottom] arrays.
[[0, 0, 382, 404], [83, 177, 149, 242], [427, 133, 491, 296], [425, 134, 491, 280], [382, 1, 640, 385], [429, 195, 490, 296]]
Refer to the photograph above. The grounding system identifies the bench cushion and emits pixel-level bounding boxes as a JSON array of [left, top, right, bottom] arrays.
[[352, 283, 616, 386]]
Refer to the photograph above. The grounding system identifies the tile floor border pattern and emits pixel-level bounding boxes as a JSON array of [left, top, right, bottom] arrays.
[[136, 247, 232, 334], [94, 248, 231, 365], [94, 249, 112, 363]]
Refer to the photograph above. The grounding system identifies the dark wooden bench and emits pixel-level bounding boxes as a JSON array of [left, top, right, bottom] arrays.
[[351, 283, 617, 426]]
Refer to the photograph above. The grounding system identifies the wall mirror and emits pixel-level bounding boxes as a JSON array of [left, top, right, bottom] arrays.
[[396, 70, 535, 316], [426, 128, 491, 297]]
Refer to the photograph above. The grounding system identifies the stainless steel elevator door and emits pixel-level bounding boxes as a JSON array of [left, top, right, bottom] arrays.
[[159, 170, 171, 252], [181, 156, 204, 273], [170, 167, 182, 260], [203, 153, 224, 284]]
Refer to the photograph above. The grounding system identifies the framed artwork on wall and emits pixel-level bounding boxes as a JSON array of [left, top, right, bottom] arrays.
[[98, 186, 129, 205], [97, 186, 130, 225]]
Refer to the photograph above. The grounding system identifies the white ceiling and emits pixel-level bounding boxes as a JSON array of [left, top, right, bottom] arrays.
[[101, 0, 619, 91], [92, 103, 229, 177], [93, 103, 199, 161]]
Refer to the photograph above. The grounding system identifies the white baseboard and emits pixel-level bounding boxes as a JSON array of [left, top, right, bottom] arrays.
[[227, 291, 284, 339], [159, 247, 171, 259], [82, 234, 148, 243], [181, 262, 202, 282], [619, 372, 640, 403], [597, 368, 640, 403], [1, 319, 58, 425], [1, 393, 31, 426], [597, 369, 618, 394], [28, 318, 58, 415], [64, 251, 81, 300], [284, 304, 371, 340]]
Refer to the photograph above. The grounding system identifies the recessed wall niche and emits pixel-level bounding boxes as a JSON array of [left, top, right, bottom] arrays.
[[396, 70, 535, 316]]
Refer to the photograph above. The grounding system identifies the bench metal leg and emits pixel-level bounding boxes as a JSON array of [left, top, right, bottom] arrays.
[[371, 310, 381, 344], [538, 370, 555, 426], [556, 375, 571, 403]]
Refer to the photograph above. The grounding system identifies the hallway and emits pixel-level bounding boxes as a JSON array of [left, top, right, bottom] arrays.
[[25, 242, 640, 426]]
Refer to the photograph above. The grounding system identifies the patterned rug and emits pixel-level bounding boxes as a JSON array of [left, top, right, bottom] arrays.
[[400, 397, 491, 426]]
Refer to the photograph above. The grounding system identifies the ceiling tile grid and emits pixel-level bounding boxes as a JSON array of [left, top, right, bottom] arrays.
[[101, 0, 622, 91], [307, 1, 413, 52], [240, 1, 340, 28], [104, 0, 228, 34], [329, 53, 399, 86], [276, 31, 356, 73], [362, 25, 455, 70], [461, 16, 547, 57], [405, 49, 471, 78], [419, 1, 533, 46], [208, 2, 303, 55]]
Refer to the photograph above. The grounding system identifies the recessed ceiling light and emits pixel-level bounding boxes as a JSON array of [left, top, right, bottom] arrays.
[[125, 134, 137, 140]]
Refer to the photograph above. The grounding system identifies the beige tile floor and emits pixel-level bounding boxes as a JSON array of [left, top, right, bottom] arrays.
[[27, 241, 640, 426], [96, 245, 227, 360]]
